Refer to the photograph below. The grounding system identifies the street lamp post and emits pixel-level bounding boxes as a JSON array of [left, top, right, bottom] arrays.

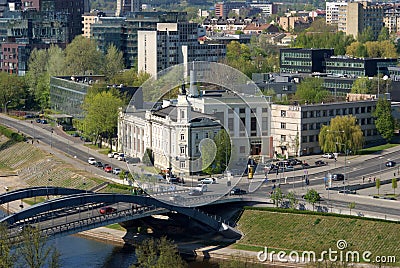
[[379, 156, 383, 181], [4, 100, 11, 114]]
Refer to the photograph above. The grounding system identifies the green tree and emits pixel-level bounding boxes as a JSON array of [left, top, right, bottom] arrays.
[[285, 191, 298, 209], [81, 89, 124, 147], [345, 41, 367, 57], [200, 138, 217, 175], [0, 73, 28, 112], [350, 77, 372, 94], [102, 44, 125, 81], [0, 223, 15, 268], [373, 98, 395, 142], [294, 77, 330, 104], [319, 115, 364, 154], [134, 237, 187, 268], [348, 202, 355, 215], [377, 27, 390, 42], [392, 178, 397, 195], [357, 27, 374, 43], [65, 35, 103, 75], [213, 129, 231, 173], [47, 45, 66, 76], [271, 187, 283, 208], [17, 226, 60, 268], [376, 178, 381, 195], [304, 189, 320, 211]]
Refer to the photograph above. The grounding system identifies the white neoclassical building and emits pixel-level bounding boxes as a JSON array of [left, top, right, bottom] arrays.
[[118, 83, 273, 175]]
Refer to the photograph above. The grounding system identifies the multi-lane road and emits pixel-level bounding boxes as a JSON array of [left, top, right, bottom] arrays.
[[1, 114, 400, 219]]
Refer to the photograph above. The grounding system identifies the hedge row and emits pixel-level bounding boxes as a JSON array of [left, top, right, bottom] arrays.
[[0, 125, 25, 142]]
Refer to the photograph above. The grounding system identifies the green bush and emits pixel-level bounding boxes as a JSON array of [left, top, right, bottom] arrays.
[[0, 125, 25, 142]]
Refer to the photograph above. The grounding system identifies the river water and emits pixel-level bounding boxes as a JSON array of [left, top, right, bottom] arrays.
[[0, 210, 222, 267]]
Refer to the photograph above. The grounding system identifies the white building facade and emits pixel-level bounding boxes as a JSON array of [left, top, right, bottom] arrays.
[[271, 100, 381, 157]]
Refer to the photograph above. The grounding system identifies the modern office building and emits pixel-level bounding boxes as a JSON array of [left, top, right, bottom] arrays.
[[279, 48, 334, 74], [137, 22, 226, 77], [338, 1, 384, 40], [116, 0, 142, 17], [325, 56, 397, 78], [0, 0, 89, 75], [89, 12, 187, 69], [271, 98, 380, 156], [49, 75, 142, 118], [325, 1, 347, 25]]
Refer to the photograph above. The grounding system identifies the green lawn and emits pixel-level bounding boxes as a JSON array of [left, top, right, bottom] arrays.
[[234, 209, 400, 265], [359, 143, 399, 155]]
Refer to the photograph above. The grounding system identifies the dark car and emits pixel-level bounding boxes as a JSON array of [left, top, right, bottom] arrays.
[[315, 160, 327, 166], [302, 162, 310, 168], [36, 118, 41, 123], [385, 161, 396, 167], [40, 119, 48, 124], [94, 161, 104, 168], [99, 206, 116, 214], [288, 158, 302, 166], [332, 174, 345, 181], [188, 189, 203, 196], [338, 189, 357, 194], [230, 188, 247, 195]]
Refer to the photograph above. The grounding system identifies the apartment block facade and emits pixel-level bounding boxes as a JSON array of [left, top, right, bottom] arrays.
[[338, 1, 384, 40], [271, 100, 380, 156], [137, 22, 226, 77]]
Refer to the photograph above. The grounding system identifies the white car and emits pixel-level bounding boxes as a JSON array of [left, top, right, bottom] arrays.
[[322, 153, 334, 159], [88, 157, 96, 165], [108, 152, 119, 158], [113, 168, 121, 175], [200, 178, 216, 184]]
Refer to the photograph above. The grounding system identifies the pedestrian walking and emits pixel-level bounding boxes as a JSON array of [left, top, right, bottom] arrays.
[[362, 176, 365, 183]]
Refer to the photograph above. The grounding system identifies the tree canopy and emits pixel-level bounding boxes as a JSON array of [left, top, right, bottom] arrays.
[[294, 77, 331, 104], [373, 98, 395, 143], [346, 41, 397, 58], [318, 115, 364, 154]]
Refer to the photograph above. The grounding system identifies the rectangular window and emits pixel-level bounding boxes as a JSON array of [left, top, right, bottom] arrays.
[[281, 110, 286, 117], [281, 122, 286, 129], [180, 147, 185, 154], [180, 161, 186, 168], [228, 118, 234, 131], [309, 135, 314, 142], [302, 124, 307, 131], [240, 146, 245, 153], [281, 135, 286, 142], [336, 109, 341, 115], [180, 133, 185, 140], [302, 111, 308, 118], [302, 136, 307, 143], [239, 108, 245, 113]]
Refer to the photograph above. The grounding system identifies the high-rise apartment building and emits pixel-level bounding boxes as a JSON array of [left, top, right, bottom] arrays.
[[116, 0, 142, 16], [338, 1, 384, 40], [137, 22, 226, 77], [325, 1, 347, 25], [383, 4, 400, 34]]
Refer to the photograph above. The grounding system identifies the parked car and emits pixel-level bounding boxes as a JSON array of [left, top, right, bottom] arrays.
[[338, 189, 357, 194], [113, 152, 123, 159], [113, 168, 121, 175], [385, 161, 396, 167], [40, 119, 48, 124], [315, 160, 327, 166], [88, 157, 96, 165], [104, 165, 112, 173], [99, 206, 116, 214], [302, 162, 310, 168], [94, 161, 104, 168], [322, 153, 334, 159], [188, 189, 203, 196], [35, 118, 41, 123], [288, 158, 302, 166], [107, 152, 119, 158], [332, 173, 345, 181], [230, 188, 246, 195], [195, 184, 208, 192], [200, 178, 216, 184], [117, 153, 125, 161]]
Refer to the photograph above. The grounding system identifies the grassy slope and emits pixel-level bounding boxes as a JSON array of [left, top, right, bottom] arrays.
[[235, 210, 400, 264]]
